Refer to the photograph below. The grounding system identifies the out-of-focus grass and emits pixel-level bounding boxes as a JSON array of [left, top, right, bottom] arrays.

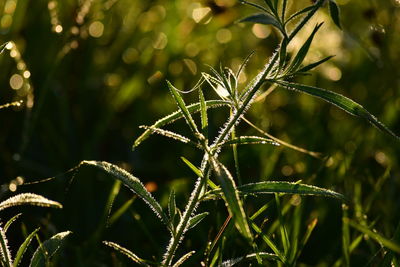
[[0, 0, 399, 265]]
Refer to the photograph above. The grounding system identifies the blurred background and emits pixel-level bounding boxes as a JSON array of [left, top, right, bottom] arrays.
[[0, 0, 399, 265]]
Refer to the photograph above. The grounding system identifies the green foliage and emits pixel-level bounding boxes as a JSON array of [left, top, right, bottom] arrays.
[[1, 0, 400, 266]]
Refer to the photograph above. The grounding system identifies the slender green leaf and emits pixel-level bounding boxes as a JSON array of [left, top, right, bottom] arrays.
[[133, 100, 229, 149], [168, 190, 176, 219], [0, 193, 62, 211], [29, 231, 72, 267], [188, 212, 209, 230], [346, 219, 400, 253], [0, 226, 12, 267], [276, 81, 400, 141], [181, 157, 203, 178], [13, 228, 40, 267], [285, 5, 314, 25], [296, 55, 334, 73], [295, 218, 317, 261], [217, 136, 278, 148], [103, 241, 149, 266], [237, 181, 345, 200], [139, 126, 198, 148], [172, 251, 195, 267], [109, 197, 135, 226], [278, 38, 288, 70], [167, 81, 200, 137], [238, 13, 283, 33], [210, 158, 253, 242], [328, 0, 342, 29], [222, 252, 279, 266], [287, 23, 323, 73], [199, 90, 208, 139], [82, 161, 169, 226], [251, 222, 286, 262], [4, 213, 22, 232], [275, 194, 290, 254], [202, 72, 230, 100]]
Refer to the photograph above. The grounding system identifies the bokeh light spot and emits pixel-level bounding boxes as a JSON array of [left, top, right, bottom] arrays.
[[10, 74, 24, 90], [88, 21, 104, 38]]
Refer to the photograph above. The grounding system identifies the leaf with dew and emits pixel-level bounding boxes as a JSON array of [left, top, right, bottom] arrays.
[[0, 193, 62, 212], [275, 81, 400, 141], [82, 161, 170, 226], [210, 158, 253, 243], [103, 241, 149, 266], [0, 226, 12, 267], [172, 251, 196, 267], [29, 231, 72, 267], [133, 100, 229, 149], [13, 228, 40, 267]]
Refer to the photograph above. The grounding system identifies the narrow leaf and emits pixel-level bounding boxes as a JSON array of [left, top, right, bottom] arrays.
[[0, 226, 12, 267], [172, 251, 195, 267], [168, 190, 176, 219], [103, 241, 149, 266], [221, 252, 279, 266], [199, 90, 208, 139], [139, 126, 198, 148], [13, 228, 40, 267], [218, 136, 279, 148], [109, 197, 135, 226], [251, 222, 286, 262], [295, 218, 317, 261], [276, 81, 400, 141], [167, 81, 200, 136], [188, 212, 209, 230], [0, 193, 62, 211], [4, 213, 22, 232], [82, 161, 169, 225], [238, 13, 283, 33], [285, 5, 314, 25], [210, 158, 253, 242], [287, 23, 323, 72], [133, 100, 229, 148], [328, 0, 342, 29], [237, 181, 345, 200], [29, 231, 72, 267], [346, 219, 400, 254], [296, 55, 334, 73], [181, 157, 203, 178]]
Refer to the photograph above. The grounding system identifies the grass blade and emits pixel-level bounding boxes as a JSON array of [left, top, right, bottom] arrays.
[[275, 81, 400, 141], [82, 161, 169, 226], [274, 194, 290, 255], [103, 241, 149, 266], [0, 226, 12, 267], [221, 252, 279, 266], [296, 55, 334, 73], [217, 136, 278, 148], [168, 190, 176, 220], [181, 157, 218, 190], [13, 228, 40, 267], [188, 212, 209, 230], [237, 181, 345, 200], [287, 23, 323, 73], [0, 193, 62, 211], [0, 42, 8, 54], [285, 5, 314, 25], [210, 158, 253, 243], [328, 0, 342, 29], [172, 251, 195, 267], [167, 81, 200, 137], [294, 218, 318, 262], [29, 231, 72, 267], [108, 197, 136, 226], [139, 126, 198, 148], [4, 213, 22, 232], [346, 219, 400, 253], [133, 100, 229, 149], [199, 90, 208, 139], [342, 204, 350, 267], [251, 222, 286, 262]]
